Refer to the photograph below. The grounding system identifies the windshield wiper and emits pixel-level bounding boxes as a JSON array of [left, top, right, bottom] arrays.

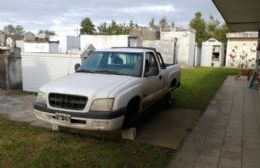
[[93, 70, 122, 75], [76, 69, 94, 73]]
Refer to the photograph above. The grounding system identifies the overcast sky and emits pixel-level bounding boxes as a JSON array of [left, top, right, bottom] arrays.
[[0, 0, 222, 35]]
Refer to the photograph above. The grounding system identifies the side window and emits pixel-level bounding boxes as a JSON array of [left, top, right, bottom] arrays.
[[144, 52, 159, 76]]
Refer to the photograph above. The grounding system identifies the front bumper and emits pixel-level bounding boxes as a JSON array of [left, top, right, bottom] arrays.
[[33, 103, 126, 131]]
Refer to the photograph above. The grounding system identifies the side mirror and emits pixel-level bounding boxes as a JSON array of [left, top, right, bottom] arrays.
[[74, 63, 81, 71]]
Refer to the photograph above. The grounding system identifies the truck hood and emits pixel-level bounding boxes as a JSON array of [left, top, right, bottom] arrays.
[[40, 73, 139, 98]]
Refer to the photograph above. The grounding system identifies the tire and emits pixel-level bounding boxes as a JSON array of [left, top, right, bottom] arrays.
[[170, 79, 177, 91], [163, 92, 173, 107], [163, 79, 176, 106], [123, 98, 140, 129]]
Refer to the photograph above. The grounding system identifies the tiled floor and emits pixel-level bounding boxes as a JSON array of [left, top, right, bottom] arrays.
[[169, 76, 260, 168]]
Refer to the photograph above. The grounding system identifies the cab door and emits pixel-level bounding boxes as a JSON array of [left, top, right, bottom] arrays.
[[142, 52, 164, 108]]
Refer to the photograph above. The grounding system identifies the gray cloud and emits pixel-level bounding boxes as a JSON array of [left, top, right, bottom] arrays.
[[0, 0, 222, 35]]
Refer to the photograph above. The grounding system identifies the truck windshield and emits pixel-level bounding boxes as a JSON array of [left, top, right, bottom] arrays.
[[78, 51, 143, 77]]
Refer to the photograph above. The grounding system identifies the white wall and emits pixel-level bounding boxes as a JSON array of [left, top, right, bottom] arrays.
[[201, 45, 213, 67], [226, 38, 257, 68], [143, 40, 177, 64], [194, 45, 201, 67], [49, 35, 80, 53], [49, 36, 66, 52], [49, 43, 59, 53], [21, 52, 81, 92], [67, 36, 80, 49], [160, 30, 196, 66], [188, 32, 196, 66], [16, 40, 24, 52], [80, 35, 129, 50], [24, 42, 59, 53]]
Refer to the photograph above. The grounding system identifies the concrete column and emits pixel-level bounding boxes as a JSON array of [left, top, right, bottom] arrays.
[[0, 48, 22, 90], [257, 30, 260, 59], [250, 31, 260, 89]]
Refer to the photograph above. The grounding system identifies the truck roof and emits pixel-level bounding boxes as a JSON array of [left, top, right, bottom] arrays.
[[97, 47, 156, 53]]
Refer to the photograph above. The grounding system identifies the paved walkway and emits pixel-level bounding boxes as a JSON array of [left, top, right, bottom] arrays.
[[169, 76, 260, 168], [0, 89, 50, 128]]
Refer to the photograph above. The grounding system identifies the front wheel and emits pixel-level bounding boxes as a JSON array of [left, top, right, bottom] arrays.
[[123, 98, 140, 129]]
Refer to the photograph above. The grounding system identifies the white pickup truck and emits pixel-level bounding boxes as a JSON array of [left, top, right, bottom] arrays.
[[33, 47, 181, 131]]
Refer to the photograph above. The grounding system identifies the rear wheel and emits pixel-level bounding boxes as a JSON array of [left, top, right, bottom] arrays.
[[163, 80, 176, 106], [163, 92, 173, 107], [170, 79, 177, 91]]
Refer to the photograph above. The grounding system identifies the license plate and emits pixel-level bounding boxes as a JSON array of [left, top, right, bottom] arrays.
[[55, 113, 71, 123]]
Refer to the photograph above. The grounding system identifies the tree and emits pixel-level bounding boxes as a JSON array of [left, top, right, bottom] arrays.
[[38, 30, 56, 35], [15, 25, 25, 38], [159, 17, 169, 29], [171, 21, 175, 27], [129, 20, 134, 30], [122, 23, 131, 34], [109, 20, 119, 34], [148, 18, 158, 29], [80, 17, 96, 35], [189, 12, 230, 47], [214, 24, 230, 46], [97, 20, 131, 35], [207, 15, 220, 38], [97, 22, 108, 35], [189, 12, 207, 47], [3, 25, 15, 35], [3, 25, 25, 38]]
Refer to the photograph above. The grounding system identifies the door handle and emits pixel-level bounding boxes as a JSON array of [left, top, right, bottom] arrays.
[[159, 75, 162, 80]]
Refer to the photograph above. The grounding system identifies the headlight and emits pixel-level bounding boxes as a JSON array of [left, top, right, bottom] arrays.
[[90, 98, 114, 111], [36, 92, 47, 104]]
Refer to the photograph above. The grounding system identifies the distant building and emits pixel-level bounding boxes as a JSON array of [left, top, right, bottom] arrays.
[[201, 38, 224, 67], [226, 32, 258, 69], [158, 27, 196, 66], [79, 27, 197, 66], [24, 32, 36, 42], [129, 27, 160, 47], [36, 33, 49, 42], [18, 34, 80, 54]]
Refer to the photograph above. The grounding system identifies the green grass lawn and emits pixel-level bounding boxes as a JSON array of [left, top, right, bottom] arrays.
[[0, 67, 238, 168], [0, 118, 171, 168], [172, 67, 238, 111]]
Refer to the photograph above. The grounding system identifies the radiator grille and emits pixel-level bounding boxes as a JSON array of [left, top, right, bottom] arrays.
[[49, 93, 87, 110]]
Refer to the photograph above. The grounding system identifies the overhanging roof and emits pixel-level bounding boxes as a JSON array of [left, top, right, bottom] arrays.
[[212, 0, 260, 32]]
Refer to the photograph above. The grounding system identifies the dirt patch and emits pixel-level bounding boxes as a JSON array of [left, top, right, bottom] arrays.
[[0, 89, 51, 128], [136, 108, 200, 149]]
